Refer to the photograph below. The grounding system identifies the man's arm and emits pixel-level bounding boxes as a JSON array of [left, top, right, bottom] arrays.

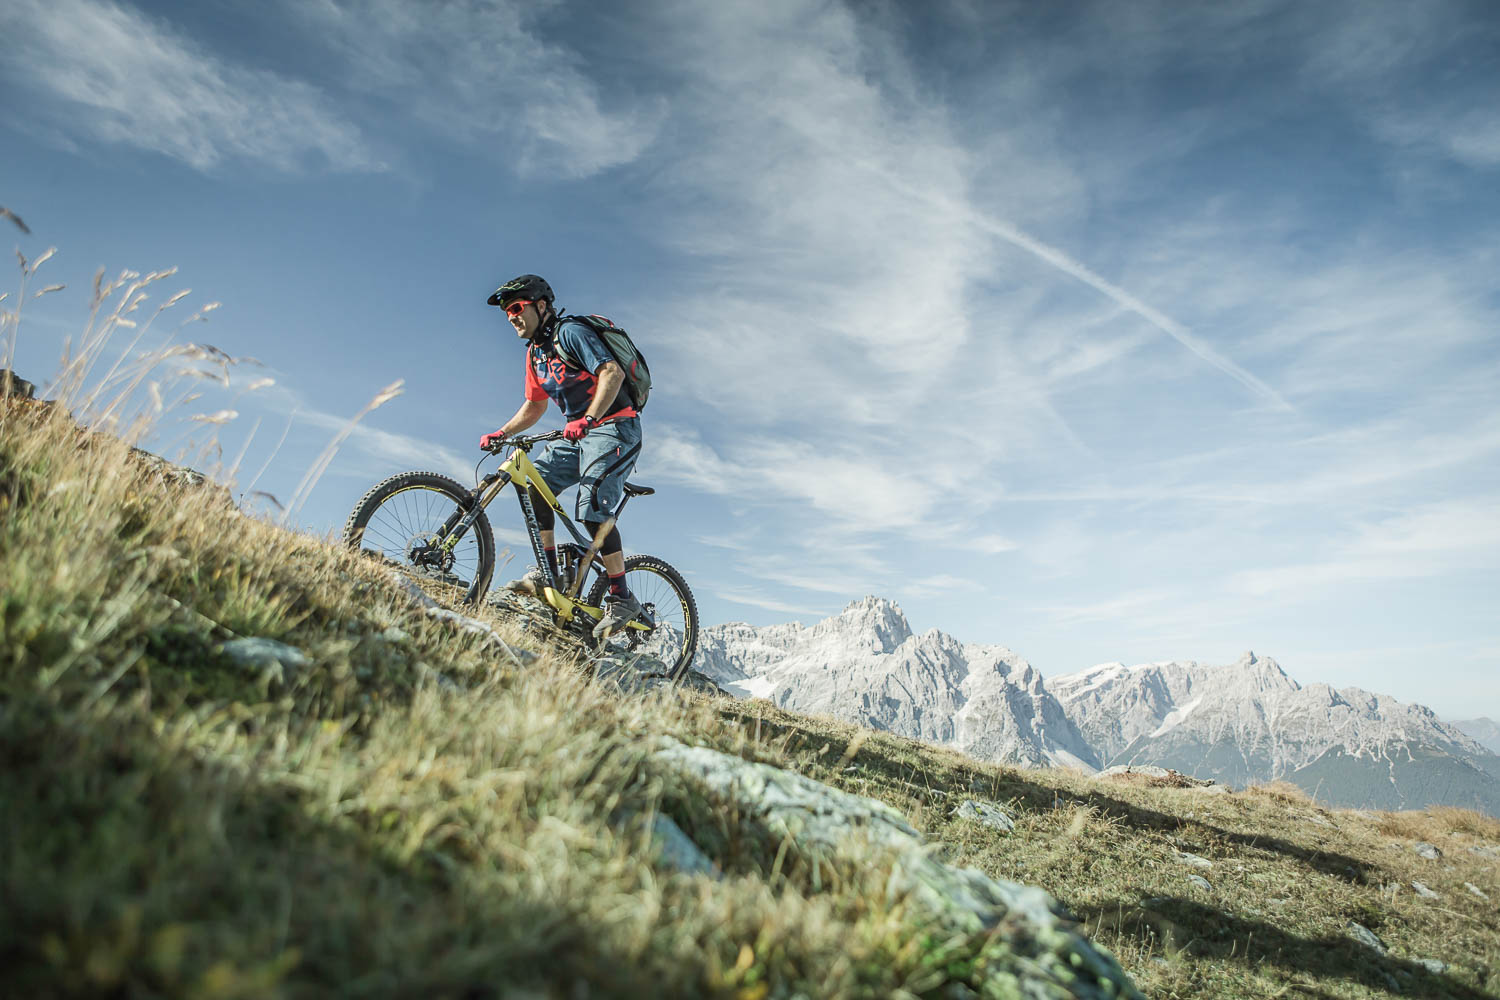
[[585, 361, 626, 422], [501, 398, 549, 435]]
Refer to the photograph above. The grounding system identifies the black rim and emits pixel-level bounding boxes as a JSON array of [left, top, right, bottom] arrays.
[[358, 485, 486, 593], [594, 563, 695, 678]]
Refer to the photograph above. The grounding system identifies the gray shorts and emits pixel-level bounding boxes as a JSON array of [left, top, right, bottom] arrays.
[[531, 417, 642, 523]]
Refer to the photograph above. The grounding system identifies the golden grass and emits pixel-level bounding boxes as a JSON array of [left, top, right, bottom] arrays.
[[1376, 806, 1500, 843], [1244, 780, 1316, 806]]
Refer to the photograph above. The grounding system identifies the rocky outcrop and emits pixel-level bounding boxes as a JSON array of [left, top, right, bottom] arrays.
[[650, 737, 1141, 999]]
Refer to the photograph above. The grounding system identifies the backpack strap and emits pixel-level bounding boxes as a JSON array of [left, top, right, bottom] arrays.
[[550, 315, 595, 371]]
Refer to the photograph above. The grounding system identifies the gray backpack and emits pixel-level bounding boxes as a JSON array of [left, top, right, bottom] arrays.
[[555, 314, 652, 411]]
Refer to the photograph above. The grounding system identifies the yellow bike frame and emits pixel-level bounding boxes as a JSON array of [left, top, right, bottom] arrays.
[[462, 442, 648, 631]]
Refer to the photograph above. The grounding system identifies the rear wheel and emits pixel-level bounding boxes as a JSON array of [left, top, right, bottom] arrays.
[[343, 471, 495, 604], [586, 554, 698, 683]]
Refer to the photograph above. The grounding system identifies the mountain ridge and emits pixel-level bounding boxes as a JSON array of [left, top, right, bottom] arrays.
[[700, 598, 1500, 814], [698, 596, 1100, 770]]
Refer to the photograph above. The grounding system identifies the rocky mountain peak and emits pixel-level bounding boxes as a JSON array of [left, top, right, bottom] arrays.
[[1233, 651, 1299, 693], [816, 595, 913, 653]]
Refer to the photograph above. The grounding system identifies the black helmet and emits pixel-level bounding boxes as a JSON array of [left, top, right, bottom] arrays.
[[488, 273, 554, 307]]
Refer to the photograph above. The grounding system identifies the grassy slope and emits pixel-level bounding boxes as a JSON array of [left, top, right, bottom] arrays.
[[3, 398, 1498, 1000]]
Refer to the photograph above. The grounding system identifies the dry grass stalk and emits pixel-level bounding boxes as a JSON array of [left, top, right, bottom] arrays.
[[1377, 806, 1500, 842], [281, 379, 404, 525], [1244, 780, 1314, 806]]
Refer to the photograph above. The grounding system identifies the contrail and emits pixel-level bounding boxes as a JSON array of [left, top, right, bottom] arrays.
[[850, 152, 1293, 411], [969, 212, 1293, 411]]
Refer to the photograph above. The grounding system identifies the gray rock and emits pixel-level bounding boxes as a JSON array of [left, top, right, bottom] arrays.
[[953, 800, 1015, 834], [1414, 842, 1443, 860], [413, 661, 462, 693], [1185, 874, 1213, 892], [1095, 764, 1215, 787], [377, 627, 411, 643], [1470, 845, 1500, 861], [1413, 957, 1448, 975], [651, 738, 1142, 999], [1174, 850, 1213, 870], [649, 814, 721, 879], [423, 607, 535, 667], [1465, 882, 1489, 900], [389, 570, 440, 609], [219, 638, 309, 688], [1411, 880, 1439, 899], [1346, 921, 1387, 956]]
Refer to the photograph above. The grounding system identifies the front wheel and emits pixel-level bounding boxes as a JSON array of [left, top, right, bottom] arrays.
[[342, 471, 495, 605], [586, 555, 699, 683]]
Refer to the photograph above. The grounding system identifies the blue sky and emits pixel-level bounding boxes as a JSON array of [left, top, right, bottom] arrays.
[[4, 0, 1498, 721]]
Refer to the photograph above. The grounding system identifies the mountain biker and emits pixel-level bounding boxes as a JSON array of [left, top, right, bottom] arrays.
[[479, 274, 643, 638]]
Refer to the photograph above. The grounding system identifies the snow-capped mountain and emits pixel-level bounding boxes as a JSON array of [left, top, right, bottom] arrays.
[[1046, 652, 1485, 776], [699, 600, 1500, 814], [697, 597, 1099, 770], [1045, 652, 1500, 812]]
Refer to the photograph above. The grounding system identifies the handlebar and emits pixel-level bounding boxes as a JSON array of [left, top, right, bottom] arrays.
[[482, 429, 563, 454]]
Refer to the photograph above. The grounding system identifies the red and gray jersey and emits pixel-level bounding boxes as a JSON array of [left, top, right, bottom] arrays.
[[523, 319, 637, 422]]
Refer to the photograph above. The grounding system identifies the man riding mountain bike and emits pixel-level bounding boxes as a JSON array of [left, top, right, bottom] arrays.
[[480, 274, 644, 638]]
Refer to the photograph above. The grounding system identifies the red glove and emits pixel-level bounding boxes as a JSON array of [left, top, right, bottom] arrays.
[[563, 415, 597, 441], [480, 429, 507, 451]]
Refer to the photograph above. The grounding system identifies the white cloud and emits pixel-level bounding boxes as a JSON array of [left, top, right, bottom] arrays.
[[1233, 499, 1500, 597], [287, 0, 663, 178], [0, 0, 378, 171], [1295, 0, 1499, 171], [1375, 110, 1500, 170], [911, 574, 976, 593], [713, 587, 831, 618]]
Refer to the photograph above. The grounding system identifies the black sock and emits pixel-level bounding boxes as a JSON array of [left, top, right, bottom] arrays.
[[608, 571, 629, 597]]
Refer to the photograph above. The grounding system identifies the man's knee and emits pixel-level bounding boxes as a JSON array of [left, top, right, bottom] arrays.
[[584, 520, 622, 556]]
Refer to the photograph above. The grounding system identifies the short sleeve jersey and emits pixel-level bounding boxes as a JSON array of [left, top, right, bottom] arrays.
[[524, 319, 636, 421]]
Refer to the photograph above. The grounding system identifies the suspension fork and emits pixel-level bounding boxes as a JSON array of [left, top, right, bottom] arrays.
[[437, 470, 510, 553]]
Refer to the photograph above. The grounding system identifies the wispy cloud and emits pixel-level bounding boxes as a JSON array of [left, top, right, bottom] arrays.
[[1233, 498, 1500, 597], [1298, 0, 1500, 171], [0, 0, 378, 172], [284, 0, 663, 178], [713, 588, 831, 618]]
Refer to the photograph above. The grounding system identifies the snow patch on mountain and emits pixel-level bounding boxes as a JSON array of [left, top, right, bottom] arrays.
[[1150, 697, 1204, 739]]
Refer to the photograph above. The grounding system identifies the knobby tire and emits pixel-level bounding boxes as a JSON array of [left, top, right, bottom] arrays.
[[586, 554, 699, 683], [342, 471, 496, 605]]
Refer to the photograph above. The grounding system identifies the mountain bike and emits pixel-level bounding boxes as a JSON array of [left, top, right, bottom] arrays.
[[342, 430, 699, 682]]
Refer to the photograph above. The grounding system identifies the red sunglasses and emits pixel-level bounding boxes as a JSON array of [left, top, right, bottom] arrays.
[[503, 299, 535, 317]]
